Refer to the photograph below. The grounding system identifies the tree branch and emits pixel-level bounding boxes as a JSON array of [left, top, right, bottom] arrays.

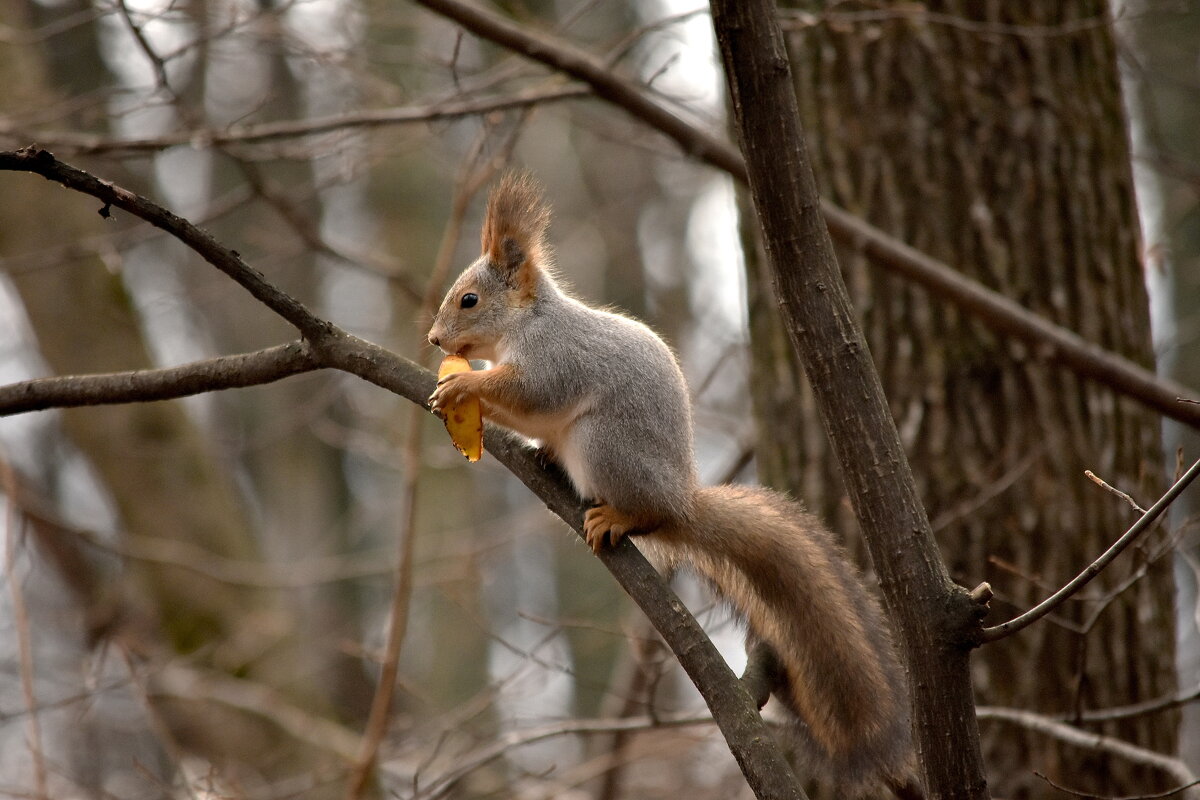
[[408, 0, 1200, 431], [412, 712, 715, 800], [411, 0, 744, 177], [977, 706, 1198, 791], [11, 84, 589, 156], [312, 331, 809, 800], [708, 1, 986, 796], [0, 341, 317, 416], [982, 456, 1200, 643], [0, 150, 803, 800], [1065, 681, 1200, 725], [154, 665, 363, 762], [0, 147, 330, 341]]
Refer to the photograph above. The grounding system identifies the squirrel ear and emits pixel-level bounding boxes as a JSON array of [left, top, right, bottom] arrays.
[[481, 171, 550, 296], [498, 236, 526, 274]]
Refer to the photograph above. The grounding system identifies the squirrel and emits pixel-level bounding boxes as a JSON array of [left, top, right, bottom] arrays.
[[427, 172, 923, 799]]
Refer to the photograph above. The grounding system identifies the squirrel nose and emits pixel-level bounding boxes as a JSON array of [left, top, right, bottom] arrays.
[[427, 333, 440, 347]]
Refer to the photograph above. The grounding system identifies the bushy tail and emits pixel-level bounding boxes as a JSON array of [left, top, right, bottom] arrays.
[[640, 484, 918, 795]]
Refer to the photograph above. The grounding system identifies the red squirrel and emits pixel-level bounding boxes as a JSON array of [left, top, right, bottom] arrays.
[[427, 172, 922, 798]]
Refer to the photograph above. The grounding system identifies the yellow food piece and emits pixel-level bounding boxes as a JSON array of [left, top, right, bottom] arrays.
[[437, 355, 483, 462]]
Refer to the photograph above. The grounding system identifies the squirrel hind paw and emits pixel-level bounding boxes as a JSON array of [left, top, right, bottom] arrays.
[[582, 504, 662, 553], [583, 503, 640, 554]]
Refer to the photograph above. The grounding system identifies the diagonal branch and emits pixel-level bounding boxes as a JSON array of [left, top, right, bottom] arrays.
[[982, 456, 1200, 643], [0, 341, 317, 416], [412, 0, 743, 177], [0, 147, 330, 341], [0, 149, 800, 800], [708, 0, 982, 796], [409, 0, 1200, 431]]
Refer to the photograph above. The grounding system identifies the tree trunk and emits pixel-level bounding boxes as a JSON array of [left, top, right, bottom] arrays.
[[745, 2, 1175, 795], [1121, 0, 1200, 766], [0, 1, 353, 792]]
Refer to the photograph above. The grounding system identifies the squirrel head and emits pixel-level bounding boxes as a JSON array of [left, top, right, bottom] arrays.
[[427, 171, 552, 360]]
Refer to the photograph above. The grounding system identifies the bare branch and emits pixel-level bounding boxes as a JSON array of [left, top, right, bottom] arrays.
[[344, 135, 509, 800], [821, 203, 1200, 429], [153, 666, 363, 761], [0, 148, 797, 800], [1065, 682, 1200, 724], [977, 705, 1198, 790], [411, 0, 743, 176], [11, 84, 589, 156], [1, 464, 48, 800], [983, 457, 1200, 642], [0, 147, 329, 340], [409, 0, 1200, 431], [0, 341, 318, 416], [1034, 771, 1200, 800], [114, 0, 174, 98], [46, 515, 399, 590], [411, 712, 716, 800]]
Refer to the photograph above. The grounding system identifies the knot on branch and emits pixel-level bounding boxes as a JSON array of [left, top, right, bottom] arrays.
[[944, 582, 992, 651]]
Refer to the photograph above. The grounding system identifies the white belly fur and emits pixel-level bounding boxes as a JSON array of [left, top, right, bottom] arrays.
[[489, 397, 595, 498]]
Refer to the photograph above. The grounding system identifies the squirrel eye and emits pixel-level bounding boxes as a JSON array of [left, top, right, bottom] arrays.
[[460, 292, 479, 309]]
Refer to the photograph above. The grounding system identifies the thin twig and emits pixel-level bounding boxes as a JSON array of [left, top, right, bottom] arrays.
[[1064, 682, 1200, 724], [343, 131, 511, 800], [114, 0, 174, 97], [153, 665, 362, 761], [977, 705, 1197, 788], [1085, 469, 1147, 514], [1034, 771, 1200, 800], [411, 712, 715, 800], [11, 85, 588, 156], [117, 648, 202, 800], [983, 457, 1200, 642], [0, 458, 48, 800], [0, 147, 329, 340], [931, 447, 1043, 532]]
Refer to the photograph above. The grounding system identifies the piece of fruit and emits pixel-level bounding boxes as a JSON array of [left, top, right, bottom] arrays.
[[436, 355, 483, 462]]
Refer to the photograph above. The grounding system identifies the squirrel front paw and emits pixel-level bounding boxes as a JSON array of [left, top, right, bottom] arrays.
[[428, 371, 475, 417]]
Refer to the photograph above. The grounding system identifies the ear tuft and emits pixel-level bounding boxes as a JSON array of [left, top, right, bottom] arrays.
[[481, 171, 550, 284]]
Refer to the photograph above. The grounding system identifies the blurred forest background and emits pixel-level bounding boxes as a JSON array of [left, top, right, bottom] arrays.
[[0, 1, 1198, 798]]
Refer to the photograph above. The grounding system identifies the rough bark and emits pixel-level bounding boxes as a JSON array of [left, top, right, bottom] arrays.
[[1121, 0, 1200, 764], [710, 2, 990, 798], [746, 2, 1176, 796]]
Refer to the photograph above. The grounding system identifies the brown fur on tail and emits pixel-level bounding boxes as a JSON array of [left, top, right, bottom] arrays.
[[643, 485, 919, 796], [480, 171, 551, 291]]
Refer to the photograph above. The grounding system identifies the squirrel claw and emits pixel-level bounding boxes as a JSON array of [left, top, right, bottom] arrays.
[[583, 503, 636, 554], [428, 372, 472, 415]]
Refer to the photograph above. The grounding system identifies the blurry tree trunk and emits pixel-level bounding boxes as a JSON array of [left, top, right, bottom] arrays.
[[1121, 0, 1200, 766], [744, 3, 1175, 796], [181, 0, 377, 723], [3, 0, 264, 656], [1, 0, 353, 792]]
